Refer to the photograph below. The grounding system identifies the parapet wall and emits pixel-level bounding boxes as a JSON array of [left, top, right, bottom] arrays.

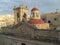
[[0, 34, 58, 45]]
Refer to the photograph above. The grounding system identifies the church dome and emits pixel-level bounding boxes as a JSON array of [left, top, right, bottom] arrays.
[[28, 19, 44, 24], [32, 7, 38, 11]]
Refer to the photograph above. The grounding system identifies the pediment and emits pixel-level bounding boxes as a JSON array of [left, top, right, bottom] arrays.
[[13, 22, 35, 34]]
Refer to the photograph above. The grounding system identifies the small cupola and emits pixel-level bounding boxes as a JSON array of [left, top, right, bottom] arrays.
[[31, 7, 38, 11], [30, 7, 41, 19]]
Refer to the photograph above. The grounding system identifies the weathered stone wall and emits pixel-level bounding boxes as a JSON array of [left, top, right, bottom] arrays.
[[7, 29, 60, 42], [2, 28, 60, 40], [0, 34, 57, 45], [34, 30, 60, 40]]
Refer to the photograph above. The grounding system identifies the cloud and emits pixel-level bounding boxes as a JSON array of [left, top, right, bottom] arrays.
[[0, 0, 11, 2], [47, 0, 60, 5], [0, 9, 3, 11], [0, 0, 60, 14]]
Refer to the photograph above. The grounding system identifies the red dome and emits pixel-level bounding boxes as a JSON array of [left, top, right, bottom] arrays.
[[28, 19, 44, 24], [32, 7, 38, 11]]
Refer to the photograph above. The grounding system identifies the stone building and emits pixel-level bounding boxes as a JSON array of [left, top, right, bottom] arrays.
[[41, 9, 60, 29], [1, 20, 60, 45], [13, 5, 29, 25], [0, 14, 14, 28], [13, 5, 49, 29], [1, 5, 60, 45]]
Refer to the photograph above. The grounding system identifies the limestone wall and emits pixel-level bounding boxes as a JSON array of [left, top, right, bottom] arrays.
[[0, 34, 57, 45], [34, 30, 60, 40]]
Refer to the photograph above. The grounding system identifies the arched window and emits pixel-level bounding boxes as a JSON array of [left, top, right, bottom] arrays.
[[48, 20, 51, 23], [17, 13, 20, 18], [23, 13, 27, 21], [17, 13, 20, 22], [42, 18, 45, 21], [36, 12, 38, 15], [33, 12, 34, 15], [23, 13, 26, 18], [36, 15, 39, 17], [32, 12, 35, 17], [33, 15, 35, 17], [21, 43, 26, 45], [54, 18, 57, 21]]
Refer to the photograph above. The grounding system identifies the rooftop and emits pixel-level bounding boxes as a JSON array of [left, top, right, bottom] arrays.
[[32, 7, 38, 11], [28, 19, 44, 24]]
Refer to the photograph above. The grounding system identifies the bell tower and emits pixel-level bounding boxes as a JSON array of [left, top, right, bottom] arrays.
[[13, 5, 28, 25]]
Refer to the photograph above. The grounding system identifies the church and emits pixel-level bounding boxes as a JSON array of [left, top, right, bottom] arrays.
[[1, 5, 60, 45], [13, 5, 49, 29]]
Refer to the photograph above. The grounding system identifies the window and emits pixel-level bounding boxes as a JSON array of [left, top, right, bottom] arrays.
[[17, 13, 20, 18], [36, 13, 37, 15], [36, 13, 38, 17], [33, 12, 35, 17], [48, 20, 51, 23], [23, 13, 26, 18], [33, 15, 35, 17], [17, 13, 20, 22], [36, 15, 39, 17], [33, 12, 34, 15], [42, 18, 45, 21], [54, 18, 57, 21], [21, 43, 26, 45]]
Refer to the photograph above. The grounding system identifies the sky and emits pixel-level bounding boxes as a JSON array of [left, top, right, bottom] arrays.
[[0, 0, 60, 15]]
